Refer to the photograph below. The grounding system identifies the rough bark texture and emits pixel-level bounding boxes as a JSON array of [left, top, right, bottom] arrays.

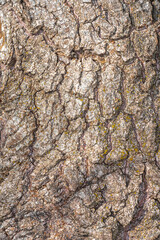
[[0, 0, 160, 239]]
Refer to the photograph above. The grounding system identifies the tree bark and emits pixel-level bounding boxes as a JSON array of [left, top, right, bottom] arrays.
[[0, 0, 160, 239]]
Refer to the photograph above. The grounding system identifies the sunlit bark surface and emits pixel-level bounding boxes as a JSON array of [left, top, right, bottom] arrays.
[[0, 0, 160, 239]]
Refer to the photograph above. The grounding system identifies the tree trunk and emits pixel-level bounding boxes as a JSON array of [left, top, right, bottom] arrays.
[[0, 0, 160, 239]]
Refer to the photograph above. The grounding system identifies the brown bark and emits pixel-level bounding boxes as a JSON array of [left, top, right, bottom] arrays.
[[0, 0, 160, 239]]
